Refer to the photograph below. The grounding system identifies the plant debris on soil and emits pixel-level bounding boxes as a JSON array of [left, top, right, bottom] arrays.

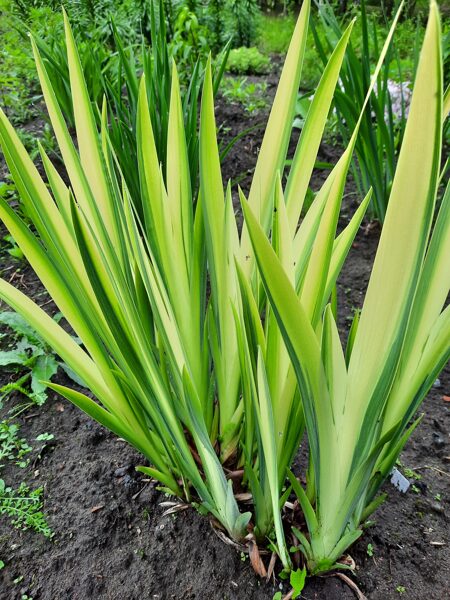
[[0, 83, 448, 600]]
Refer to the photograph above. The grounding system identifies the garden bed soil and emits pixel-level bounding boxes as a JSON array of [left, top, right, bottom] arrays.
[[0, 91, 449, 600]]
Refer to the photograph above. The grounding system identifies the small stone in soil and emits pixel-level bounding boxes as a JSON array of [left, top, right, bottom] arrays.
[[122, 474, 134, 488], [114, 465, 131, 477], [432, 433, 446, 448], [429, 501, 444, 515]]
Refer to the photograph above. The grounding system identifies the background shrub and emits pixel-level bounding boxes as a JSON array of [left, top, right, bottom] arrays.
[[227, 46, 270, 74]]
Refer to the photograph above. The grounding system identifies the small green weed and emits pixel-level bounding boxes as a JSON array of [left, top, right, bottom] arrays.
[[0, 311, 83, 408], [0, 421, 32, 468], [290, 567, 307, 598], [0, 180, 17, 201], [2, 235, 25, 261], [222, 77, 268, 113], [403, 466, 422, 480], [0, 479, 52, 538], [35, 432, 53, 443], [17, 124, 58, 163]]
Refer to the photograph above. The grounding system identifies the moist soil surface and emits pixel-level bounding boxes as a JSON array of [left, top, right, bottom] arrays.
[[0, 83, 449, 600]]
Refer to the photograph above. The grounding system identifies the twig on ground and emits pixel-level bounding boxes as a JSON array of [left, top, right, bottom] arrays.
[[411, 465, 450, 478], [333, 573, 367, 600]]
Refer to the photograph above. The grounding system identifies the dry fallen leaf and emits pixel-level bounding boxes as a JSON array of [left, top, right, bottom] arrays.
[[339, 554, 356, 570], [90, 505, 105, 513], [249, 541, 267, 578], [234, 492, 253, 502], [266, 551, 277, 582], [55, 403, 65, 412]]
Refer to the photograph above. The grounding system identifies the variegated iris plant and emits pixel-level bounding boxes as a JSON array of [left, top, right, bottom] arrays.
[[0, 0, 447, 576], [241, 0, 448, 573]]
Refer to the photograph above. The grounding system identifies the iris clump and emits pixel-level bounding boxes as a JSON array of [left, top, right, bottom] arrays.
[[0, 0, 447, 584]]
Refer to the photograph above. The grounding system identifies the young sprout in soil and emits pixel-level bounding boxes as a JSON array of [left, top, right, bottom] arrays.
[[0, 420, 32, 468], [290, 567, 307, 598]]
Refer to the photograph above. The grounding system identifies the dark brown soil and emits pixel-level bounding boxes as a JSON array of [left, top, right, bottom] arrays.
[[0, 88, 448, 600]]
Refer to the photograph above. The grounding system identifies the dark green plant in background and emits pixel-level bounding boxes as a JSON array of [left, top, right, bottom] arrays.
[[26, 28, 109, 128], [225, 0, 261, 47], [18, 0, 229, 211], [104, 1, 230, 207], [258, 0, 300, 13], [203, 0, 225, 52]]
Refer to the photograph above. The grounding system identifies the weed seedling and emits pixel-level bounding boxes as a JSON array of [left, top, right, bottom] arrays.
[[0, 311, 83, 409], [290, 567, 307, 598], [3, 235, 24, 261], [0, 479, 52, 538], [0, 421, 32, 468], [222, 77, 268, 113], [134, 548, 145, 559], [403, 467, 422, 481]]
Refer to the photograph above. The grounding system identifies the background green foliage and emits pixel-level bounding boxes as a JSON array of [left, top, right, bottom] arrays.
[[0, 0, 62, 122], [227, 46, 270, 74], [224, 0, 261, 46]]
